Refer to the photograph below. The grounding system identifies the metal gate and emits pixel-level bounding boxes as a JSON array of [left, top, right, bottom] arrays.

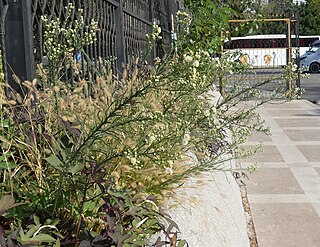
[[222, 13, 300, 98]]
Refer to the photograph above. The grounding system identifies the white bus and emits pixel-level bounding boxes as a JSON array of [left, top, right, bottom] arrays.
[[224, 34, 320, 67]]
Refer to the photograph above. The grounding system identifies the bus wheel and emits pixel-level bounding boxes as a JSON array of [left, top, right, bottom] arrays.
[[309, 62, 320, 73]]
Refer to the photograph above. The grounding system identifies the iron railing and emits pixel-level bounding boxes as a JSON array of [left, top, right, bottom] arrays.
[[0, 0, 180, 87]]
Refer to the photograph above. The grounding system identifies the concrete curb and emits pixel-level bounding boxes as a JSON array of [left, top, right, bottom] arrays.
[[166, 159, 250, 247]]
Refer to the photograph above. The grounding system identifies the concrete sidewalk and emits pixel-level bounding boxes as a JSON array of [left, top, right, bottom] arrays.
[[242, 100, 320, 247]]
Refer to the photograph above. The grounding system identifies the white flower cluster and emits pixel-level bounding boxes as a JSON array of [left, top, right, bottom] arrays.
[[183, 50, 210, 65], [146, 23, 162, 41], [182, 133, 190, 146], [282, 62, 300, 81], [203, 106, 217, 118], [126, 151, 142, 170], [183, 53, 199, 80], [291, 63, 298, 72], [181, 49, 212, 87], [41, 3, 99, 62], [212, 52, 237, 75], [176, 10, 191, 32]]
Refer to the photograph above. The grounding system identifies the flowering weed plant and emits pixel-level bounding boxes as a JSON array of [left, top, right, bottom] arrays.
[[0, 2, 297, 246]]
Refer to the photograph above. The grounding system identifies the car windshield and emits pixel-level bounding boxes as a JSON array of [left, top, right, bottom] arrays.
[[309, 46, 319, 52]]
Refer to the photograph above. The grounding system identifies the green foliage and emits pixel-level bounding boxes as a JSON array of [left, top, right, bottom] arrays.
[[40, 3, 99, 85], [180, 1, 234, 53], [0, 63, 196, 245], [224, 0, 298, 36], [215, 0, 262, 19], [259, 0, 296, 17], [299, 0, 320, 35], [0, 3, 290, 246]]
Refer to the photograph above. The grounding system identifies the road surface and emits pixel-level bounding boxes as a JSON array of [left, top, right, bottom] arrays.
[[300, 74, 320, 103]]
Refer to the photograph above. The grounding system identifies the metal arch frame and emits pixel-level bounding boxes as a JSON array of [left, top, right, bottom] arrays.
[[224, 16, 301, 94], [228, 18, 298, 64]]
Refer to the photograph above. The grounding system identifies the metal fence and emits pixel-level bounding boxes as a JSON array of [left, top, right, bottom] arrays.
[[0, 0, 180, 88]]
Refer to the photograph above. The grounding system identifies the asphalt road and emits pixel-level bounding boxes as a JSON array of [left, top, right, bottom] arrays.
[[300, 74, 320, 103]]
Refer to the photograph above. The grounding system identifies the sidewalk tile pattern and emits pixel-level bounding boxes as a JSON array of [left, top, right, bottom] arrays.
[[243, 100, 320, 247]]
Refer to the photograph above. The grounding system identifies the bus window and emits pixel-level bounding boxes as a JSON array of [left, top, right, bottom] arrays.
[[250, 39, 255, 48], [299, 39, 304, 47]]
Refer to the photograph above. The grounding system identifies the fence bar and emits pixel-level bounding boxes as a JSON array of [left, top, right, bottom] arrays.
[[123, 8, 151, 26], [115, 0, 126, 74], [4, 0, 35, 94], [229, 18, 296, 23], [106, 0, 120, 7], [0, 0, 9, 85], [148, 0, 156, 62]]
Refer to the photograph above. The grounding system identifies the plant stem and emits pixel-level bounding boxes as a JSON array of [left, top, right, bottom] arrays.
[[73, 178, 89, 246], [69, 82, 152, 162]]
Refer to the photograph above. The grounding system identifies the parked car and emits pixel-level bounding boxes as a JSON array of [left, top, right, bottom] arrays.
[[300, 40, 320, 73]]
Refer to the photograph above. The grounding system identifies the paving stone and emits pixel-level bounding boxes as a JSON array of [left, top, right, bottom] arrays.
[[248, 194, 309, 203], [297, 100, 320, 110], [284, 130, 320, 141], [246, 168, 304, 194], [287, 162, 312, 168], [267, 109, 314, 117], [263, 102, 301, 109], [241, 162, 288, 169], [312, 203, 320, 217], [243, 145, 284, 163], [306, 109, 320, 116], [276, 145, 308, 163], [311, 162, 320, 167], [251, 203, 320, 247], [270, 132, 292, 143], [245, 161, 314, 169], [292, 141, 320, 145], [247, 131, 272, 142], [274, 118, 320, 127], [245, 101, 320, 247], [297, 145, 320, 162], [291, 167, 320, 202]]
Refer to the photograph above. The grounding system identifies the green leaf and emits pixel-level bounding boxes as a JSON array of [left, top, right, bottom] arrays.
[[33, 215, 40, 226], [25, 225, 40, 239], [45, 156, 64, 172], [54, 238, 61, 247], [0, 161, 17, 169], [28, 233, 56, 243], [68, 163, 84, 175], [0, 119, 9, 127], [178, 240, 188, 247], [0, 195, 23, 216], [124, 239, 147, 245]]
